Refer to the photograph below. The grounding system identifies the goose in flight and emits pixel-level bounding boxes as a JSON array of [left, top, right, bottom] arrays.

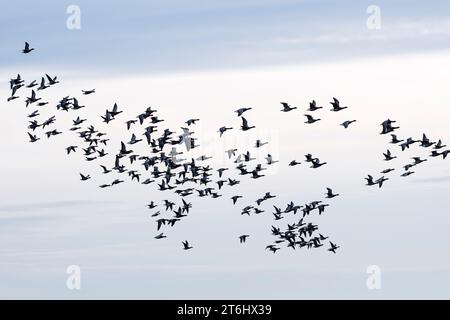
[[25, 90, 41, 106], [380, 119, 399, 135], [217, 168, 228, 178], [330, 97, 348, 112], [434, 140, 446, 150], [401, 171, 414, 177], [255, 139, 268, 148], [340, 120, 356, 128], [100, 165, 111, 174], [304, 114, 320, 124], [225, 149, 237, 159], [66, 146, 77, 154], [400, 137, 420, 151], [390, 134, 404, 144], [412, 157, 427, 165], [28, 120, 40, 131], [231, 195, 242, 205], [289, 160, 301, 166], [310, 158, 326, 168], [265, 154, 279, 165], [383, 150, 396, 161], [41, 116, 56, 129], [308, 100, 322, 111], [37, 77, 49, 91], [110, 103, 123, 117], [27, 132, 39, 142], [280, 102, 297, 112], [80, 173, 91, 181], [147, 202, 157, 209], [218, 126, 233, 137], [365, 175, 377, 186], [45, 129, 62, 138], [376, 176, 388, 188], [73, 116, 86, 126], [381, 168, 395, 174], [22, 42, 34, 54], [317, 204, 329, 215], [125, 120, 137, 130], [186, 118, 199, 126], [235, 107, 252, 117], [182, 240, 193, 250], [45, 74, 59, 85], [82, 89, 96, 95], [128, 133, 142, 145], [119, 142, 133, 156], [326, 188, 339, 198], [240, 117, 255, 131], [239, 235, 250, 243], [430, 150, 442, 158], [420, 134, 434, 148], [328, 241, 339, 253], [266, 245, 280, 253], [72, 98, 84, 110], [154, 233, 167, 240], [28, 110, 39, 118]]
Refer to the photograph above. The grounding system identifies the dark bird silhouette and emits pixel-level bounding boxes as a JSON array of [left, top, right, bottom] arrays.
[[434, 140, 446, 150], [239, 235, 249, 243], [328, 241, 339, 253], [310, 158, 327, 168], [231, 195, 242, 205], [240, 117, 255, 131], [280, 102, 297, 112], [27, 132, 39, 142], [82, 89, 96, 95], [330, 98, 348, 112], [182, 240, 193, 250], [218, 126, 233, 137], [383, 150, 396, 161], [185, 118, 199, 126], [340, 120, 356, 128], [22, 42, 34, 54], [66, 146, 77, 154], [390, 134, 404, 144], [304, 114, 320, 124], [308, 100, 322, 111], [235, 107, 252, 117], [80, 173, 91, 181], [326, 188, 339, 198], [155, 233, 167, 239]]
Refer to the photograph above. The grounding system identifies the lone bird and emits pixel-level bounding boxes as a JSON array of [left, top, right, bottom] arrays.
[[22, 42, 34, 54], [328, 241, 340, 254], [182, 240, 193, 250], [326, 188, 339, 198], [80, 173, 91, 181], [239, 235, 250, 243], [82, 89, 96, 95]]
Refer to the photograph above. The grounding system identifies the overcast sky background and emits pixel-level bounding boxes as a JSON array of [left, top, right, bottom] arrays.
[[1, 0, 450, 299]]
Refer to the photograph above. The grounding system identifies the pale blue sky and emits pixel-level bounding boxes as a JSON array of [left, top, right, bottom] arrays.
[[1, 0, 450, 299], [2, 0, 450, 73]]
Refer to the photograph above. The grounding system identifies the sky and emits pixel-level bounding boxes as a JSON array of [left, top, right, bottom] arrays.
[[1, 0, 450, 299]]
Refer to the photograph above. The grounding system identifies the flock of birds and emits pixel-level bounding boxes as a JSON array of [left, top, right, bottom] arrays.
[[5, 42, 449, 254]]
